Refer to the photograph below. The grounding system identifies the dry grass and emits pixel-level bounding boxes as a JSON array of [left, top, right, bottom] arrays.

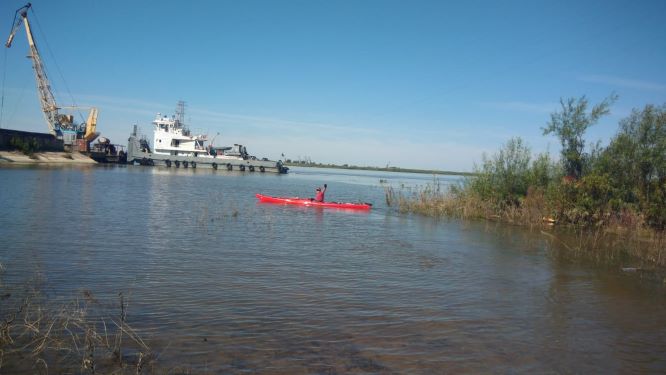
[[384, 184, 538, 223], [0, 285, 154, 374]]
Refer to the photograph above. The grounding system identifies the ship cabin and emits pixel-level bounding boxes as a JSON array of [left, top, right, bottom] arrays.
[[152, 113, 211, 157]]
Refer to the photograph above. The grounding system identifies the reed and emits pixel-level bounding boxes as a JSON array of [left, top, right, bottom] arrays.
[[0, 285, 153, 374], [386, 181, 666, 269], [542, 226, 666, 269], [385, 182, 547, 224]]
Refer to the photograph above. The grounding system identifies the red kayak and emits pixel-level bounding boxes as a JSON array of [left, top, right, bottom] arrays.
[[256, 193, 372, 210]]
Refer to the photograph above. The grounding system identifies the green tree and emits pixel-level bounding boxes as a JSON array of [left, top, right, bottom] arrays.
[[619, 104, 666, 193], [543, 94, 618, 179], [602, 104, 666, 228]]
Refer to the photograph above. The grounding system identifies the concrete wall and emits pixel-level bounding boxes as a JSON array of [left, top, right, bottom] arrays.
[[0, 128, 63, 152]]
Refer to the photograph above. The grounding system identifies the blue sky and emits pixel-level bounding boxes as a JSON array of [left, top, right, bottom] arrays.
[[1, 0, 664, 172]]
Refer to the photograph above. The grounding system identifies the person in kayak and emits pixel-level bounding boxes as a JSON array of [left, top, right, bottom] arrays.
[[314, 184, 327, 202]]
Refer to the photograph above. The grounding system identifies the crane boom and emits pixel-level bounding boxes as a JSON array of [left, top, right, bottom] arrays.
[[83, 107, 99, 142], [5, 3, 65, 136]]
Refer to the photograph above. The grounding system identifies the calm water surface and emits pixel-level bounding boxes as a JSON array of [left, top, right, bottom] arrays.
[[1, 165, 665, 373]]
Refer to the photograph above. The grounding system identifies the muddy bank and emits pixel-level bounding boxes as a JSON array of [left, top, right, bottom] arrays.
[[0, 151, 97, 164]]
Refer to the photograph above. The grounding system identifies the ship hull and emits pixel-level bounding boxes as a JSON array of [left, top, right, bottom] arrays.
[[127, 133, 287, 173]]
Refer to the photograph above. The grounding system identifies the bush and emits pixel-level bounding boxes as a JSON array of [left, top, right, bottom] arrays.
[[468, 137, 532, 207], [9, 136, 39, 155]]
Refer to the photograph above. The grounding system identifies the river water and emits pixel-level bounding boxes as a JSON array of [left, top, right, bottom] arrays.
[[1, 165, 665, 373]]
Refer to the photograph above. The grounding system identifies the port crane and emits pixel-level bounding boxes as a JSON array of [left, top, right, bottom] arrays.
[[5, 3, 98, 149]]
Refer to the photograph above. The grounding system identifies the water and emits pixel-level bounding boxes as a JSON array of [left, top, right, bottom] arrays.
[[1, 165, 665, 373]]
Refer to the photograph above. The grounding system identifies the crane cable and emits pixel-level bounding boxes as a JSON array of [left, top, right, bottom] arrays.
[[0, 48, 7, 129]]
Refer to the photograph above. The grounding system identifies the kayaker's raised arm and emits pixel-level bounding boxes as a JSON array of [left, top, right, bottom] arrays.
[[315, 184, 327, 202]]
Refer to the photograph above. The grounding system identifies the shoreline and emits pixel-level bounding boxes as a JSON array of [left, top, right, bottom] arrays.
[[284, 162, 474, 176], [0, 151, 97, 165]]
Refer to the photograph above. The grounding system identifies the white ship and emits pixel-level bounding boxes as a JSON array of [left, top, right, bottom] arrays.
[[127, 101, 288, 173]]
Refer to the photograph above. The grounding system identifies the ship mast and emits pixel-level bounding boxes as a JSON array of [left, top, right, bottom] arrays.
[[175, 100, 186, 126], [175, 100, 188, 135]]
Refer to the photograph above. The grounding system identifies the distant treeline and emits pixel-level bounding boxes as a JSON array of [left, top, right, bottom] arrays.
[[283, 160, 475, 176], [389, 94, 666, 232]]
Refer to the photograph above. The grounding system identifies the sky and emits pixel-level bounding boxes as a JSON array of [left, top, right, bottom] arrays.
[[0, 0, 664, 172]]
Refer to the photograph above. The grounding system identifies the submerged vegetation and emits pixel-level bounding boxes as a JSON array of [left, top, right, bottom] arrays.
[[0, 274, 154, 373], [387, 95, 666, 266]]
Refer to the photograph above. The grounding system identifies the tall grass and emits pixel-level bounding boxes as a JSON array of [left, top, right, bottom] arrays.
[[542, 226, 666, 269], [384, 180, 549, 227], [385, 177, 666, 269], [0, 282, 153, 374]]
